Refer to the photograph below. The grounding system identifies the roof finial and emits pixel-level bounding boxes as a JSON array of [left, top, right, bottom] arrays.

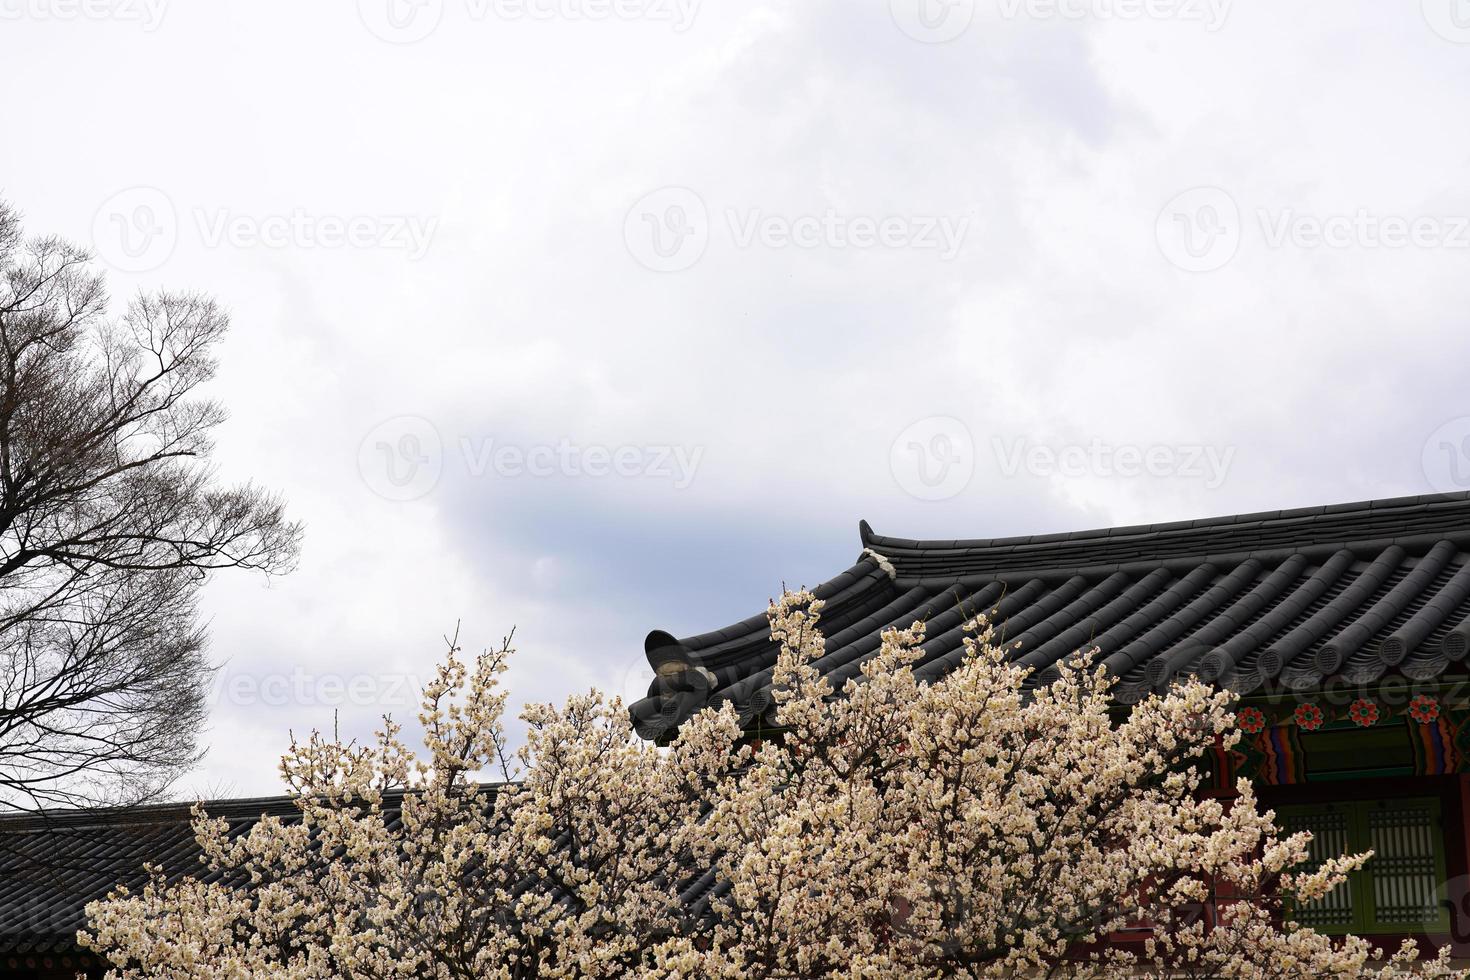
[[862, 547, 897, 581]]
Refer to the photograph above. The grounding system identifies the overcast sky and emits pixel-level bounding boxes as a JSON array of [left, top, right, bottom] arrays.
[[3, 0, 1470, 797]]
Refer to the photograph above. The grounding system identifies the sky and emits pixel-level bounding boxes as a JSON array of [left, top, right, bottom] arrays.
[[3, 0, 1470, 798]]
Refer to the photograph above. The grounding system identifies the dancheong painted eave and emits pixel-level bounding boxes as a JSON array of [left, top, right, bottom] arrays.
[[629, 491, 1470, 742]]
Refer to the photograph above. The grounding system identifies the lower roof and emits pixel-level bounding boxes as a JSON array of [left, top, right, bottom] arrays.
[[0, 783, 721, 955], [0, 794, 390, 955], [629, 492, 1470, 741]]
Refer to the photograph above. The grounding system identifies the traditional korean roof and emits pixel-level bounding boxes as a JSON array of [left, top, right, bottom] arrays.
[[0, 785, 733, 972], [629, 492, 1470, 742], [0, 795, 315, 961]]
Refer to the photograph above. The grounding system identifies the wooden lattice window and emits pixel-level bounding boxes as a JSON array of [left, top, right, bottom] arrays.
[[1276, 798, 1450, 935]]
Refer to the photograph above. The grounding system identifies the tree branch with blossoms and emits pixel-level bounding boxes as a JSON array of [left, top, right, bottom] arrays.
[[85, 596, 1466, 979]]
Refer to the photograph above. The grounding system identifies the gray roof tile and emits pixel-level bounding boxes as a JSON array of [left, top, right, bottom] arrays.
[[631, 492, 1470, 740]]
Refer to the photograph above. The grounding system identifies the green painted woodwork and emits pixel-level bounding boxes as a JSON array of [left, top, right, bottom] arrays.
[[1277, 798, 1450, 936]]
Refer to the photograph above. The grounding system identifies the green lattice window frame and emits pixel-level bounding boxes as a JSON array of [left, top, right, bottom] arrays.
[[1276, 798, 1450, 935]]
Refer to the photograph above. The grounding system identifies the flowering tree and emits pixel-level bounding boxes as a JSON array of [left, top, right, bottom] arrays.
[[85, 597, 1463, 978]]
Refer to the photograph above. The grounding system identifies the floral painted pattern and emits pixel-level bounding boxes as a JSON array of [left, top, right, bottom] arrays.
[[1293, 703, 1325, 731], [1348, 699, 1379, 728], [1409, 695, 1441, 725], [1237, 706, 1267, 734]]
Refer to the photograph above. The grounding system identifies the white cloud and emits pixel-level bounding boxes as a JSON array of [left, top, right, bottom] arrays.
[[3, 0, 1468, 796]]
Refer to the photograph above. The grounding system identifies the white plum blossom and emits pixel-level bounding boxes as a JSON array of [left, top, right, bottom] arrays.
[[84, 598, 1465, 978]]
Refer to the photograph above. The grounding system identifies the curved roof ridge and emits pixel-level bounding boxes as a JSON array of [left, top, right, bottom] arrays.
[[635, 491, 1470, 743], [861, 491, 1470, 552]]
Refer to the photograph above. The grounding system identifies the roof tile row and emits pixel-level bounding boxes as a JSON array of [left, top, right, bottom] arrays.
[[631, 492, 1470, 740]]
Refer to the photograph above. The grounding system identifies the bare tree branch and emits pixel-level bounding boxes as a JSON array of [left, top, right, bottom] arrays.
[[0, 198, 302, 813]]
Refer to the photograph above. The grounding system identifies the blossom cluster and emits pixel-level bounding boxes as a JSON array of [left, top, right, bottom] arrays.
[[84, 601, 1465, 978]]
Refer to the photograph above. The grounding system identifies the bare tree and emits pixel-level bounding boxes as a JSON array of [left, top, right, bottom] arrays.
[[0, 199, 301, 812]]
